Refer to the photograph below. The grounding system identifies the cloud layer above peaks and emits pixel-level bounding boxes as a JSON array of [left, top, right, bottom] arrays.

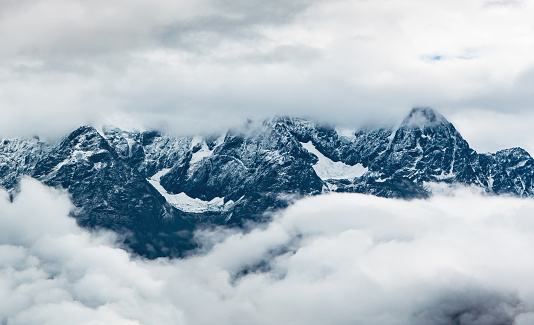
[[0, 0, 534, 154], [3, 178, 534, 324]]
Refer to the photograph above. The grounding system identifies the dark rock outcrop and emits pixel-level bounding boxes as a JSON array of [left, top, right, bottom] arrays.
[[2, 107, 534, 257]]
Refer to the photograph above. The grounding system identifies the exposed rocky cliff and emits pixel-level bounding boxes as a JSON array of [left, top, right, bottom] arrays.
[[2, 107, 533, 257]]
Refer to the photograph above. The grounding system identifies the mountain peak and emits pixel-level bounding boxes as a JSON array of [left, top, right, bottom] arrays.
[[58, 125, 114, 154], [401, 107, 448, 128], [69, 125, 100, 137]]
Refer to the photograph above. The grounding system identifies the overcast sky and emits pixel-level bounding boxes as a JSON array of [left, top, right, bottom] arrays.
[[1, 0, 533, 153]]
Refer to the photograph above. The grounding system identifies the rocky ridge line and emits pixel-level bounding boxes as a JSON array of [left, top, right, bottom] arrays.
[[1, 107, 533, 257]]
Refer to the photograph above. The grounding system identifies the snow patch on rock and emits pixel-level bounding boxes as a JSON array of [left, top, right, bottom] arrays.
[[188, 135, 226, 176], [301, 141, 368, 180], [148, 169, 234, 213]]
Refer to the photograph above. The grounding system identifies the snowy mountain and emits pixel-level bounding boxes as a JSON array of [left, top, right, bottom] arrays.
[[2, 107, 534, 257]]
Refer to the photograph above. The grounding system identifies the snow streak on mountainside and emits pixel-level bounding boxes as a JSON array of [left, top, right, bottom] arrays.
[[2, 107, 534, 258], [300, 141, 368, 180], [148, 169, 234, 214]]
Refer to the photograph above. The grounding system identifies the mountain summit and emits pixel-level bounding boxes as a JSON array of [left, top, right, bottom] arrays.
[[1, 107, 534, 257], [401, 107, 449, 128]]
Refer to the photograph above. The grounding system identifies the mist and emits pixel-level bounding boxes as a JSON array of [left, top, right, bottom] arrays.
[[1, 178, 534, 324]]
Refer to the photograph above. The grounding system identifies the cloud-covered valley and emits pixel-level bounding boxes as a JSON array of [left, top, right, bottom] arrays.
[[2, 178, 534, 324]]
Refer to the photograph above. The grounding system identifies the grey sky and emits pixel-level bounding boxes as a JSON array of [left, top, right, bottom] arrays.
[[0, 0, 533, 154]]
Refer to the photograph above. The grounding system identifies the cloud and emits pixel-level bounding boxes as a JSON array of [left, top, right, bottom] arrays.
[[449, 108, 534, 155], [0, 0, 534, 150], [3, 178, 534, 324], [484, 0, 524, 7], [0, 0, 317, 62]]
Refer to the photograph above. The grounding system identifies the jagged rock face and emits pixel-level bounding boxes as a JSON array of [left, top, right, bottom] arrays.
[[160, 120, 324, 224], [102, 127, 191, 178], [32, 126, 194, 258], [0, 137, 50, 193], [3, 107, 534, 258], [275, 117, 345, 161], [347, 128, 393, 167], [479, 148, 534, 197], [371, 107, 482, 185], [274, 116, 394, 168]]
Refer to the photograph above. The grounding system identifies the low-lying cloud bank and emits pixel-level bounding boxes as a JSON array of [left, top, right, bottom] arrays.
[[2, 178, 534, 324]]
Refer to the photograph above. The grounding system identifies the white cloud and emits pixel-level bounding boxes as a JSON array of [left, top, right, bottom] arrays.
[[449, 109, 534, 155], [0, 178, 184, 324], [0, 0, 533, 153], [3, 178, 534, 324]]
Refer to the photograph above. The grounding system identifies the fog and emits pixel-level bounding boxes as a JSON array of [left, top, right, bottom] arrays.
[[2, 178, 534, 324]]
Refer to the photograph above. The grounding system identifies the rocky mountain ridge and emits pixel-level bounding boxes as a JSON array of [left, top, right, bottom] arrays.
[[2, 107, 533, 258]]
